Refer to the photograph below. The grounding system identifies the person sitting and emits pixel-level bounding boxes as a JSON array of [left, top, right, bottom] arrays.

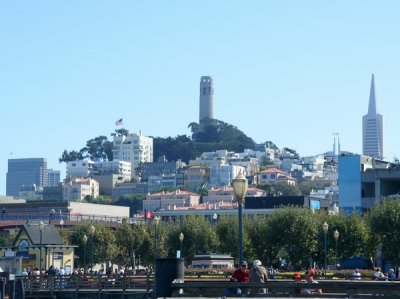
[[226, 261, 249, 295], [300, 269, 322, 296], [293, 273, 303, 295], [249, 259, 268, 294], [373, 267, 385, 280], [230, 261, 249, 283], [388, 269, 396, 280], [352, 269, 362, 280]]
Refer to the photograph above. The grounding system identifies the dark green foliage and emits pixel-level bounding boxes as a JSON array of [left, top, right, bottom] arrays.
[[113, 195, 145, 216], [154, 119, 255, 163], [365, 198, 400, 266], [58, 150, 84, 163]]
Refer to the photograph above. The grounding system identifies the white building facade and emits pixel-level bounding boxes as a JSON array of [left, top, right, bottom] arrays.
[[63, 177, 99, 201], [112, 131, 153, 177]]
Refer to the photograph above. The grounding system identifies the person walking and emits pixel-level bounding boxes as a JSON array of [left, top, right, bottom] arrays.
[[249, 259, 268, 294]]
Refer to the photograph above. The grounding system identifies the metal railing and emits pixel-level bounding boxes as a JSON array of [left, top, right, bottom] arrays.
[[171, 279, 400, 298], [18, 273, 153, 297]]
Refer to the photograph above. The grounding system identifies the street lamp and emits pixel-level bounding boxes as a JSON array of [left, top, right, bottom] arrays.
[[322, 221, 329, 279], [212, 213, 218, 225], [232, 171, 248, 264], [82, 234, 88, 271], [153, 216, 160, 271], [90, 225, 95, 271], [179, 232, 184, 256], [334, 229, 340, 270], [39, 221, 45, 271]]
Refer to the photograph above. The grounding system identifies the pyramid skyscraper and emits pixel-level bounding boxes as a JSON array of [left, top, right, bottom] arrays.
[[362, 74, 383, 159]]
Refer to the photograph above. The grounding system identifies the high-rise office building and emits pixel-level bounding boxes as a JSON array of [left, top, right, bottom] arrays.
[[6, 158, 48, 197], [47, 169, 61, 187], [362, 74, 383, 159], [199, 76, 214, 125]]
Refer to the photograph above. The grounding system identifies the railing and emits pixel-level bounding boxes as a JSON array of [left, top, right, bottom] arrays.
[[0, 213, 132, 224], [171, 280, 400, 298], [18, 273, 153, 297]]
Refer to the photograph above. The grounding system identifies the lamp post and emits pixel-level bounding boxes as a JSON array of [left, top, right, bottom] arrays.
[[153, 216, 160, 271], [212, 213, 218, 225], [322, 221, 329, 279], [39, 221, 45, 271], [82, 234, 88, 271], [334, 229, 339, 270], [179, 232, 184, 257], [90, 225, 95, 271], [232, 171, 248, 265]]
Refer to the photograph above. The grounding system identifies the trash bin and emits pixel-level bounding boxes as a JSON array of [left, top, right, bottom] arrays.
[[155, 258, 184, 297]]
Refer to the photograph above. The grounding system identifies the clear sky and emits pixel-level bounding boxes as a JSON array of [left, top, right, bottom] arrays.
[[1, 1, 400, 195]]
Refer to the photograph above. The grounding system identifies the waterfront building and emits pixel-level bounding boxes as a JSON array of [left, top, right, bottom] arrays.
[[338, 154, 397, 213], [0, 224, 76, 274]]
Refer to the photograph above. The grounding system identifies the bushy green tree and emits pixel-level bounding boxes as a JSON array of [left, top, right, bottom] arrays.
[[366, 198, 400, 266]]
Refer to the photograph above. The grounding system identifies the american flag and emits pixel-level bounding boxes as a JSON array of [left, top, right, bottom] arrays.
[[115, 118, 123, 126]]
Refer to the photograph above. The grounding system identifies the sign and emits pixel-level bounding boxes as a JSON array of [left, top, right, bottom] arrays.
[[4, 250, 14, 257], [53, 252, 63, 259]]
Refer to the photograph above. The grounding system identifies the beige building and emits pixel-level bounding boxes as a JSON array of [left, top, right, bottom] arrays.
[[143, 189, 200, 212], [183, 166, 210, 192], [63, 177, 100, 201], [0, 224, 76, 274]]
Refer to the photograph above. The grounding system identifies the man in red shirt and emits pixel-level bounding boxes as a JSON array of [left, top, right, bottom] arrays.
[[231, 261, 249, 282]]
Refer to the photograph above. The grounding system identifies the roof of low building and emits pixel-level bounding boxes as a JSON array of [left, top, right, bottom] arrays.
[[14, 224, 64, 246]]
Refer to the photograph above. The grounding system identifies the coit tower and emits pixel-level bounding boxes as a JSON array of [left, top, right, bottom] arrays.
[[199, 76, 214, 125]]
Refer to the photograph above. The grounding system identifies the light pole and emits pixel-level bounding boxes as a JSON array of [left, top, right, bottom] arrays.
[[153, 216, 160, 271], [39, 221, 45, 272], [212, 213, 218, 225], [82, 234, 88, 271], [90, 225, 95, 271], [179, 232, 184, 257], [334, 229, 339, 270], [232, 171, 248, 265], [322, 221, 329, 279]]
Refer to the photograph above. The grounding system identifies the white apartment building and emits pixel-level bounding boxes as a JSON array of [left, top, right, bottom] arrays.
[[189, 150, 258, 187], [92, 160, 131, 181], [66, 160, 94, 178], [258, 168, 296, 185], [63, 177, 99, 201], [112, 131, 153, 176]]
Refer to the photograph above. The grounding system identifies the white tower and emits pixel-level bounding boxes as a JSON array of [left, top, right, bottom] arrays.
[[199, 76, 214, 125], [362, 74, 383, 159]]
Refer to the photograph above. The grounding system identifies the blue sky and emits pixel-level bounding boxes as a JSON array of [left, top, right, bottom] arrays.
[[1, 1, 400, 195]]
